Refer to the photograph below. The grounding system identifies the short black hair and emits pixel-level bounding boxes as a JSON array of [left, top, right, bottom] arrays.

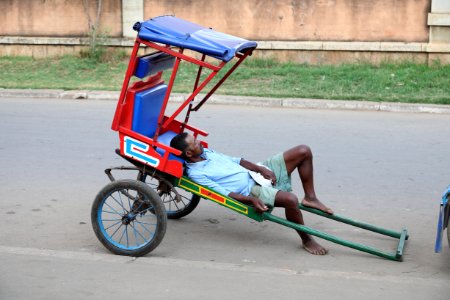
[[170, 132, 189, 160]]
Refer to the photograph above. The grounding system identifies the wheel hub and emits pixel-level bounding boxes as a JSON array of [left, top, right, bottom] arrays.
[[122, 213, 136, 225]]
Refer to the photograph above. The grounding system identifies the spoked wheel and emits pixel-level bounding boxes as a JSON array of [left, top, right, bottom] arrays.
[[91, 179, 167, 256], [142, 174, 200, 219]]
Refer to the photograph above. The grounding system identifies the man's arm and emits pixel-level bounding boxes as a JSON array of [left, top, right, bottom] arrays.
[[228, 192, 269, 213], [239, 158, 277, 185]]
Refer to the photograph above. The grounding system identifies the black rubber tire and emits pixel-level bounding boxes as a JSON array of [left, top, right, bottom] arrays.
[[91, 179, 167, 257], [143, 175, 201, 219]]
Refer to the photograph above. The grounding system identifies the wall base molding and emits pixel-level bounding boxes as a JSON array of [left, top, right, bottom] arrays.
[[1, 37, 449, 64]]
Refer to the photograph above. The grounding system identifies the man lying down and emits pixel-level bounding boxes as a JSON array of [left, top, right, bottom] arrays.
[[170, 132, 334, 255]]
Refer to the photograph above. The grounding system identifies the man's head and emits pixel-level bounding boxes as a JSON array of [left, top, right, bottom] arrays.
[[170, 132, 203, 161]]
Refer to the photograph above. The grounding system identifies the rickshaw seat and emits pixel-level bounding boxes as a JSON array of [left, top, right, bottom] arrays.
[[132, 83, 167, 138], [131, 83, 184, 164]]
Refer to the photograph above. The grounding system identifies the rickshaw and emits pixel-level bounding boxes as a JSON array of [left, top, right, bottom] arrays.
[[91, 15, 408, 261]]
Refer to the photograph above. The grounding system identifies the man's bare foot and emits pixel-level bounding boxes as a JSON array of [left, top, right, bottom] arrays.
[[301, 197, 334, 214], [302, 239, 328, 255]]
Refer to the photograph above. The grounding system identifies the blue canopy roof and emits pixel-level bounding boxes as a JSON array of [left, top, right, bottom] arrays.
[[136, 16, 257, 62]]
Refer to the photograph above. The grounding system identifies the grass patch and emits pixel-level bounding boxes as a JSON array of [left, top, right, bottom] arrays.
[[1, 55, 449, 104]]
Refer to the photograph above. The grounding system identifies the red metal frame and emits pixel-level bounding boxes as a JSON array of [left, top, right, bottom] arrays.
[[111, 40, 141, 131]]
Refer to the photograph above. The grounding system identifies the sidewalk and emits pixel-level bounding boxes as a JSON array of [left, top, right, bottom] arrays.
[[1, 88, 449, 114]]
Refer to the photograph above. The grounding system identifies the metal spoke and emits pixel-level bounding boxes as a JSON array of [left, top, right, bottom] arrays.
[[171, 197, 181, 211], [177, 199, 187, 207], [116, 190, 127, 214], [126, 189, 133, 212], [131, 221, 139, 245], [162, 194, 175, 204], [161, 192, 191, 212], [125, 225, 129, 248], [104, 201, 123, 216], [111, 193, 127, 214], [163, 194, 174, 205], [135, 200, 146, 211], [136, 220, 155, 239], [118, 224, 127, 244], [167, 196, 172, 212], [109, 222, 124, 239], [101, 209, 121, 215], [130, 222, 149, 245], [135, 220, 157, 226], [179, 195, 189, 205], [104, 219, 122, 231]]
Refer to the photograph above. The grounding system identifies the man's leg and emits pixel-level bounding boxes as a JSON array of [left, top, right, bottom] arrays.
[[283, 145, 333, 214], [274, 191, 328, 255]]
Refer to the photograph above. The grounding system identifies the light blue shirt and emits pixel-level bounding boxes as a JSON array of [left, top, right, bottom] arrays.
[[185, 149, 255, 196]]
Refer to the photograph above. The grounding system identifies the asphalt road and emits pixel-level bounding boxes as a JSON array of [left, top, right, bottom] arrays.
[[0, 98, 449, 299]]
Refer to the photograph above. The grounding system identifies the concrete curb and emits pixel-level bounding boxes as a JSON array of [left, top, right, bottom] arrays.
[[1, 88, 449, 114]]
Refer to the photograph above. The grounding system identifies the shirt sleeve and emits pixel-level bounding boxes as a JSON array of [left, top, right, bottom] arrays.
[[188, 172, 231, 196]]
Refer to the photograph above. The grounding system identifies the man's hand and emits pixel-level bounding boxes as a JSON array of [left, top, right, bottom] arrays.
[[229, 192, 269, 214], [258, 165, 277, 186], [250, 197, 269, 213], [240, 158, 277, 186]]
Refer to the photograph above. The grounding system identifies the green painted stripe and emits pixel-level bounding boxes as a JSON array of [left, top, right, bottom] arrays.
[[224, 199, 247, 214], [179, 177, 200, 193]]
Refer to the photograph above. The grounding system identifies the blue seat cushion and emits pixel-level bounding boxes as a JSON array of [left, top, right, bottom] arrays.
[[134, 52, 175, 79], [132, 84, 167, 138]]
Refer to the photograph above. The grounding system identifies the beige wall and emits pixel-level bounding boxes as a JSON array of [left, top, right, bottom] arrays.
[[1, 0, 122, 37], [1, 0, 430, 42], [144, 0, 430, 42], [2, 0, 449, 64]]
